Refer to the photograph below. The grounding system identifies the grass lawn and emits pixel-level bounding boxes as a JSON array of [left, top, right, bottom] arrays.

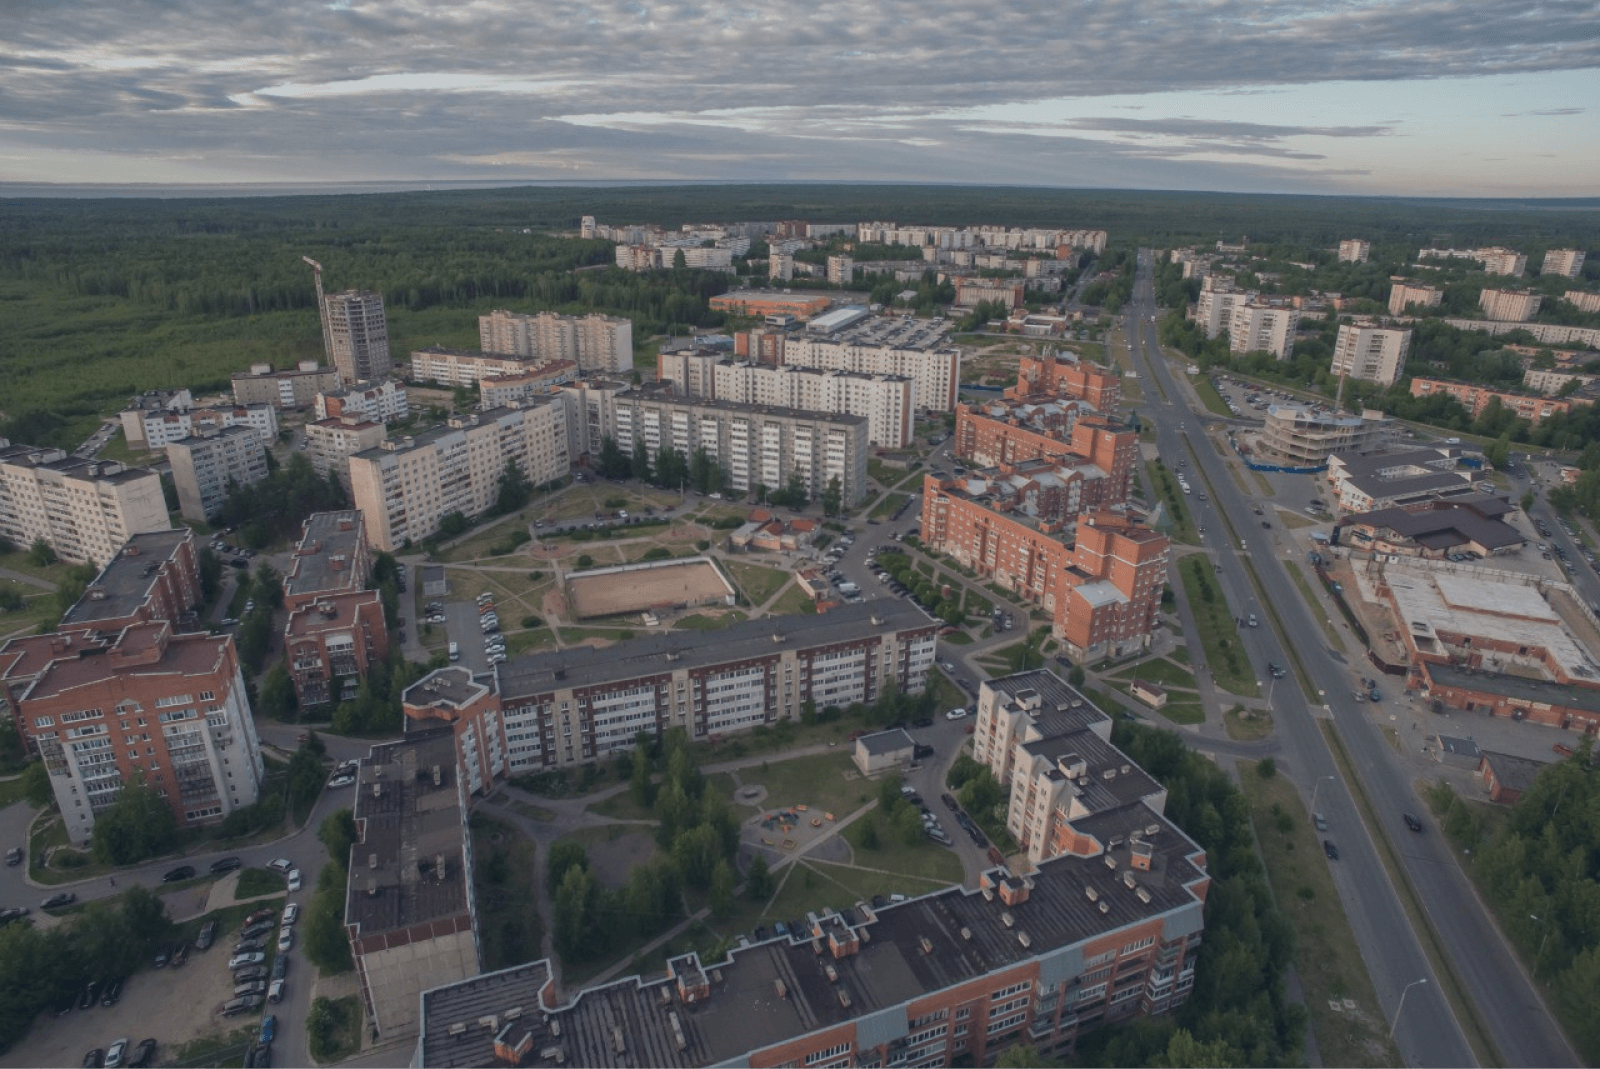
[[506, 627, 560, 655], [1147, 463, 1200, 545], [870, 493, 910, 520], [1169, 644, 1191, 664], [839, 817, 965, 885], [1280, 510, 1320, 530], [588, 790, 660, 822], [0, 581, 62, 637], [0, 774, 32, 809], [745, 752, 874, 818], [942, 631, 973, 645], [723, 561, 790, 605], [435, 515, 532, 563], [235, 868, 287, 898], [896, 469, 926, 491], [1108, 656, 1196, 689], [308, 994, 364, 1063], [1177, 556, 1260, 698], [767, 582, 817, 616], [1239, 766, 1400, 1068], [1194, 377, 1234, 417], [1224, 704, 1275, 741], [1154, 701, 1205, 725], [674, 611, 750, 631], [1284, 560, 1345, 652]]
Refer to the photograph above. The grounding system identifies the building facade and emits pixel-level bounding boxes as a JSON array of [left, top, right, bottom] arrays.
[[117, 389, 194, 449], [709, 291, 834, 319], [954, 408, 1137, 509], [348, 399, 571, 551], [779, 319, 962, 413], [1257, 406, 1396, 465], [315, 379, 409, 424], [954, 277, 1026, 310], [165, 426, 270, 523], [1331, 321, 1412, 386], [129, 403, 279, 451], [285, 592, 389, 708], [1388, 281, 1443, 316], [283, 511, 372, 611], [304, 416, 386, 489], [478, 310, 632, 374], [1011, 353, 1121, 410], [231, 361, 343, 410], [1409, 378, 1588, 426], [1478, 288, 1542, 323], [324, 289, 392, 383], [1228, 303, 1300, 358], [826, 254, 854, 285], [0, 444, 170, 566], [6, 622, 264, 843], [1565, 291, 1600, 314], [408, 347, 578, 391], [1338, 238, 1371, 263]]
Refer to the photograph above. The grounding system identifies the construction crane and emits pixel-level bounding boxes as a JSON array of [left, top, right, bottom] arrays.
[[302, 256, 332, 362]]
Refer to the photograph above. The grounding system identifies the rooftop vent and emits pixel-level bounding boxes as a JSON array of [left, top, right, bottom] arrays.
[[1104, 854, 1118, 870], [1098, 899, 1109, 914], [1122, 869, 1137, 889], [1000, 911, 1015, 929], [773, 978, 788, 1000], [960, 927, 972, 941], [448, 1022, 468, 1037], [919, 936, 934, 955], [825, 964, 839, 983], [1018, 931, 1032, 949], [1085, 886, 1099, 902], [1135, 886, 1153, 904]]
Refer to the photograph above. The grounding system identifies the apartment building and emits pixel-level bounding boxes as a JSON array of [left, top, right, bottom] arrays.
[[1440, 319, 1600, 349], [315, 379, 408, 424], [768, 251, 794, 281], [1524, 368, 1597, 396], [1409, 378, 1589, 426], [55, 529, 199, 636], [1258, 405, 1396, 465], [709, 291, 834, 318], [403, 601, 937, 784], [117, 389, 194, 449], [1338, 238, 1371, 263], [1193, 278, 1247, 339], [659, 351, 914, 449], [779, 317, 962, 412], [4, 621, 264, 843], [1566, 291, 1600, 314], [128, 403, 279, 450], [856, 221, 1108, 255], [1544, 249, 1587, 279], [1228, 302, 1300, 358], [304, 416, 385, 489], [284, 592, 389, 708], [1012, 353, 1122, 410], [231, 361, 343, 410], [348, 398, 570, 551], [345, 730, 479, 1040], [324, 289, 392, 382], [282, 511, 372, 612], [1419, 247, 1526, 276], [1331, 321, 1412, 386], [558, 381, 870, 508], [954, 408, 1137, 509], [955, 277, 1026, 311], [478, 310, 632, 374], [409, 347, 579, 391], [1388, 281, 1443, 316], [0, 444, 170, 566], [826, 254, 854, 285], [1478, 288, 1542, 323], [166, 426, 269, 523]]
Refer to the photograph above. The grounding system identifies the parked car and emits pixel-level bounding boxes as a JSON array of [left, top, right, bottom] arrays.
[[234, 980, 267, 998], [1313, 812, 1327, 832], [43, 892, 77, 909], [152, 944, 172, 969], [222, 995, 263, 1016], [268, 978, 285, 1004], [277, 929, 293, 953], [82, 1048, 104, 1068], [233, 937, 266, 955], [241, 920, 274, 939], [244, 907, 277, 926], [209, 856, 243, 874], [170, 943, 189, 968], [233, 965, 267, 984], [945, 707, 968, 720], [77, 980, 99, 1010], [260, 1015, 276, 1045], [162, 865, 195, 883], [287, 869, 302, 893], [228, 952, 265, 969], [127, 1039, 157, 1068], [266, 858, 292, 873], [271, 955, 288, 980], [100, 977, 125, 1006]]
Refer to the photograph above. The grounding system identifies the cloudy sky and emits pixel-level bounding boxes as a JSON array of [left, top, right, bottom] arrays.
[[3, 0, 1597, 196]]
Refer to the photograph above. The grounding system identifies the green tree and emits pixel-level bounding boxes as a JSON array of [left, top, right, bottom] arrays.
[[27, 539, 57, 567], [304, 864, 354, 973], [546, 841, 590, 897], [1485, 434, 1511, 470], [319, 808, 357, 863], [630, 438, 653, 482], [859, 815, 881, 851], [745, 853, 773, 901], [21, 761, 52, 810], [630, 744, 656, 807], [821, 475, 843, 517], [494, 458, 532, 515], [709, 858, 735, 919], [553, 863, 597, 958], [90, 771, 177, 865], [258, 662, 297, 721]]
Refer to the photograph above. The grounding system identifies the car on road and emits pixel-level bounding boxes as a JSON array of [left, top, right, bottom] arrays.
[[941, 793, 959, 811], [911, 716, 933, 728], [1246, 614, 1258, 627], [1267, 662, 1285, 678], [1403, 813, 1424, 833], [1313, 812, 1327, 832], [209, 856, 243, 874], [228, 952, 266, 969], [287, 869, 302, 892], [327, 772, 356, 788], [162, 865, 195, 883], [1322, 839, 1340, 860], [268, 978, 285, 1004], [43, 892, 76, 909], [266, 858, 292, 873], [945, 707, 968, 720]]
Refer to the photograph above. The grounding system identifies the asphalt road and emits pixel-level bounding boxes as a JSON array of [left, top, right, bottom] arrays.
[[1123, 250, 1576, 1067]]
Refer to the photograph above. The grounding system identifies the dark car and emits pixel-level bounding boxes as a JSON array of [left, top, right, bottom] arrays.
[[233, 937, 267, 955], [170, 942, 189, 968], [210, 856, 243, 874], [1323, 839, 1340, 860], [911, 717, 933, 728], [43, 892, 77, 910], [968, 827, 989, 849], [4, 847, 22, 866], [1403, 812, 1424, 833], [83, 1049, 104, 1068], [1267, 662, 1286, 678], [196, 919, 218, 951], [161, 865, 195, 883], [0, 906, 29, 927], [271, 955, 288, 980], [241, 920, 275, 940], [77, 980, 99, 1011], [941, 793, 960, 811], [233, 965, 267, 984], [100, 977, 124, 1006], [913, 744, 935, 760], [153, 944, 172, 969], [128, 1039, 157, 1069]]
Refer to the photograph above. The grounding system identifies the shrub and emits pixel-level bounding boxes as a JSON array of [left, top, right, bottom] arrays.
[[521, 615, 542, 628]]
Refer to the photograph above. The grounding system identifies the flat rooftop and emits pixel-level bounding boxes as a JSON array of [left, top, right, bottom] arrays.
[[403, 665, 492, 715], [23, 624, 229, 703], [1427, 662, 1600, 715], [985, 669, 1114, 739], [346, 730, 471, 940], [284, 511, 367, 600], [59, 529, 192, 629], [419, 961, 555, 1069], [284, 590, 381, 638], [498, 601, 933, 702], [354, 398, 564, 461], [858, 729, 914, 756]]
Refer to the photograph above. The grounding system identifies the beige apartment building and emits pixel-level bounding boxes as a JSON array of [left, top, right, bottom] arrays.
[[1228, 302, 1300, 358], [1564, 291, 1600, 314], [1479, 288, 1542, 323], [478, 310, 632, 374], [826, 254, 854, 285], [778, 318, 963, 412], [166, 426, 269, 523], [1331, 321, 1412, 386], [231, 361, 343, 410], [1542, 249, 1586, 278], [304, 416, 386, 489], [1388, 281, 1443, 316], [348, 398, 570, 551], [324, 289, 392, 382], [409, 347, 578, 391], [1193, 277, 1246, 338], [1338, 238, 1371, 263], [0, 444, 170, 566]]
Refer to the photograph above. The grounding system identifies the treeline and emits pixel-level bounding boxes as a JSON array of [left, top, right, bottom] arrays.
[[0, 886, 172, 1053], [1427, 744, 1600, 1063]]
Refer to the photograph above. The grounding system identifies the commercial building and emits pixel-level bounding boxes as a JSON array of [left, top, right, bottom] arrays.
[[304, 416, 386, 489], [1325, 447, 1463, 495], [0, 444, 170, 566], [779, 317, 962, 412], [127, 403, 279, 450], [558, 381, 871, 508], [282, 511, 372, 612], [165, 426, 269, 523], [1423, 661, 1600, 737], [1409, 378, 1590, 426], [403, 601, 937, 784], [1228, 302, 1300, 358], [315, 379, 409, 425], [1338, 238, 1371, 263], [1542, 249, 1586, 279], [117, 389, 194, 449], [348, 398, 570, 552], [1336, 500, 1525, 559], [231, 361, 344, 410], [1257, 406, 1396, 466], [1335, 470, 1486, 513], [3, 621, 264, 843], [345, 729, 479, 1042], [409, 347, 579, 391], [1478, 288, 1542, 323], [709, 291, 834, 319], [324, 289, 392, 383], [1388, 281, 1443, 316], [658, 350, 914, 449], [1331, 321, 1412, 386], [478, 310, 632, 375], [54, 529, 201, 636]]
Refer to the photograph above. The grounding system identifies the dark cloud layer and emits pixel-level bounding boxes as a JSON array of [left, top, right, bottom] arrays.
[[0, 0, 1595, 191]]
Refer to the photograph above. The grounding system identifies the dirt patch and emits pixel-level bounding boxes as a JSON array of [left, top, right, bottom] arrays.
[[567, 559, 732, 619], [586, 831, 656, 889], [659, 523, 711, 544]]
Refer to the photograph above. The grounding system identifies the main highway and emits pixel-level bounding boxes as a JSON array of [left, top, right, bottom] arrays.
[[1121, 250, 1577, 1068]]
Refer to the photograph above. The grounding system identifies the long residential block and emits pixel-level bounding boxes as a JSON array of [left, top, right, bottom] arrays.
[[1409, 377, 1590, 426], [409, 347, 580, 390], [231, 361, 343, 410], [166, 426, 269, 522], [0, 443, 170, 566], [778, 318, 963, 412], [479, 310, 632, 374]]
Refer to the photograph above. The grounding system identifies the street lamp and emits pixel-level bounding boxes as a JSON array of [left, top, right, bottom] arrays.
[[1390, 977, 1427, 1040], [1310, 774, 1335, 817], [1530, 914, 1552, 974]]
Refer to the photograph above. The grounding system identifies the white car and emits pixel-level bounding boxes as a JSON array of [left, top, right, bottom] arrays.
[[282, 902, 299, 925], [105, 1038, 129, 1068], [277, 928, 293, 952], [268, 978, 285, 1005], [267, 858, 292, 873], [328, 773, 356, 789], [287, 868, 302, 892], [946, 707, 969, 721], [229, 951, 266, 969]]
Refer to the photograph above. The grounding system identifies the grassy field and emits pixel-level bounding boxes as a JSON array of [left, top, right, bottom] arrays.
[[723, 561, 790, 605], [1153, 700, 1204, 725], [1147, 462, 1200, 545], [1224, 704, 1275, 741], [1107, 655, 1196, 689], [673, 611, 749, 630], [1194, 376, 1234, 417], [748, 752, 873, 816], [1177, 555, 1260, 697], [1239, 765, 1401, 1068], [766, 582, 816, 615], [870, 493, 910, 520], [1283, 560, 1345, 651]]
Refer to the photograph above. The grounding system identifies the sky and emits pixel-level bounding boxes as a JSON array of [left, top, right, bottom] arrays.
[[2, 0, 1598, 197]]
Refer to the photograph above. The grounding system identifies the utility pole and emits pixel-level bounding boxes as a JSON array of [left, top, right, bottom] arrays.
[[302, 256, 332, 364]]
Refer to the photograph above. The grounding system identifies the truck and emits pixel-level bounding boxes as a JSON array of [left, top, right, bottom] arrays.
[[838, 581, 860, 596]]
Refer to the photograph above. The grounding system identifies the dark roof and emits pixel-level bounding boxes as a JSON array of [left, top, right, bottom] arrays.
[[1426, 662, 1600, 715], [58, 530, 192, 628], [1343, 503, 1525, 551], [1344, 471, 1474, 501], [1480, 749, 1550, 794], [284, 511, 367, 600], [1330, 447, 1458, 477], [857, 729, 914, 756], [985, 669, 1113, 738], [419, 961, 554, 1069]]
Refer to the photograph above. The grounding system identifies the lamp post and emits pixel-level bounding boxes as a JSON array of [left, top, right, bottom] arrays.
[[1310, 774, 1335, 818], [1390, 977, 1427, 1040], [1530, 914, 1552, 975]]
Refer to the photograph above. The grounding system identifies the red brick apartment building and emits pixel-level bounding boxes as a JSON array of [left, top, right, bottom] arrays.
[[55, 529, 200, 636], [280, 511, 389, 708], [1011, 352, 1122, 410], [955, 407, 1136, 507], [1409, 377, 1589, 426]]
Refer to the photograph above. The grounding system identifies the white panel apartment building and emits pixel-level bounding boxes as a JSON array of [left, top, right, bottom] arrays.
[[856, 222, 1108, 255], [1543, 249, 1587, 278], [166, 426, 270, 523], [478, 310, 632, 374], [0, 445, 170, 566], [778, 317, 963, 412], [305, 417, 386, 489], [1193, 277, 1248, 338], [348, 398, 570, 551], [1388, 282, 1444, 316], [1419, 247, 1527, 276], [557, 382, 871, 507], [1338, 238, 1371, 263], [324, 290, 393, 382], [1478, 288, 1543, 323], [1331, 321, 1412, 386], [131, 403, 280, 450], [1228, 303, 1300, 358], [314, 379, 409, 424]]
